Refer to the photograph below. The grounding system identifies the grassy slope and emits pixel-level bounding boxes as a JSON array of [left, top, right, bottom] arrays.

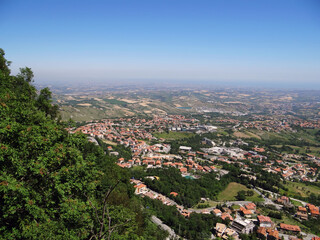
[[153, 131, 195, 140], [280, 181, 320, 198], [251, 129, 319, 146], [217, 182, 263, 202]]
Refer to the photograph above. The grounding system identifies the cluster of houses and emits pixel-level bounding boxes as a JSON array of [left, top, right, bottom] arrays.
[[214, 203, 258, 239], [68, 115, 320, 184], [132, 177, 320, 240], [291, 119, 320, 129], [231, 114, 320, 133], [262, 158, 319, 182], [215, 201, 319, 240], [235, 150, 320, 184], [68, 114, 319, 190], [240, 120, 294, 133], [67, 115, 320, 239], [130, 179, 192, 218], [295, 204, 320, 220], [217, 113, 320, 134]]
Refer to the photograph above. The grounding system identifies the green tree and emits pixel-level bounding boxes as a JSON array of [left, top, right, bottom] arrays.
[[236, 190, 246, 201], [246, 190, 254, 197], [35, 87, 59, 119], [18, 67, 34, 83], [0, 48, 11, 75], [0, 49, 152, 239]]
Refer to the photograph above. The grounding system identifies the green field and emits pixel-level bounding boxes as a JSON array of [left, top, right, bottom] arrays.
[[291, 199, 303, 207], [104, 98, 129, 106], [217, 182, 263, 202], [247, 129, 320, 145], [59, 104, 134, 121], [102, 139, 118, 146], [271, 144, 320, 157], [280, 181, 320, 198], [193, 200, 218, 209], [153, 131, 195, 140], [231, 204, 241, 210], [131, 166, 145, 171]]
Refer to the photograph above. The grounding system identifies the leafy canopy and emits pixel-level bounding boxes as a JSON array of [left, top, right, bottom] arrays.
[[0, 49, 156, 239]]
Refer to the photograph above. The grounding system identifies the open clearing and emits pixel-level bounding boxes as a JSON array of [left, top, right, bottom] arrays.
[[233, 131, 261, 139], [217, 182, 262, 202], [102, 139, 118, 146], [193, 200, 218, 209], [77, 103, 92, 106], [154, 131, 194, 140], [280, 181, 320, 198]]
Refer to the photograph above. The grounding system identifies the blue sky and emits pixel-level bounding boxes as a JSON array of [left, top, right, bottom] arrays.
[[1, 0, 320, 88]]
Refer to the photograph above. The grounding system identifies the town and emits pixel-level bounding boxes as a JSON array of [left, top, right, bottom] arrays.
[[68, 114, 320, 240]]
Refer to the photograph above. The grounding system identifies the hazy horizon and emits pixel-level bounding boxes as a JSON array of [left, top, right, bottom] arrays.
[[35, 78, 320, 92], [1, 0, 320, 89]]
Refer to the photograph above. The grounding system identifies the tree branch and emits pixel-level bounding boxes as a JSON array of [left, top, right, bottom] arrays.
[[88, 180, 121, 240]]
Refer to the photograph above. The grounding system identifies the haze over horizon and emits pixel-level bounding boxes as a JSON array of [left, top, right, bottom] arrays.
[[1, 0, 320, 89]]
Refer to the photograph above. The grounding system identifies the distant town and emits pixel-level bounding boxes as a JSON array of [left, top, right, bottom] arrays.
[[68, 113, 320, 240]]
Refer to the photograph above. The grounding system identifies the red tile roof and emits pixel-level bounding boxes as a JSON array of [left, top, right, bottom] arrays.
[[298, 206, 307, 212], [213, 209, 222, 214], [180, 167, 188, 173], [245, 202, 256, 210], [134, 184, 146, 189], [221, 212, 233, 221], [240, 207, 252, 215], [170, 192, 178, 197], [257, 227, 267, 236], [279, 223, 301, 232], [267, 229, 279, 239], [257, 215, 272, 223]]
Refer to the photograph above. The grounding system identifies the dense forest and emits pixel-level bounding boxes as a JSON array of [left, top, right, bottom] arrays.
[[0, 49, 167, 239], [131, 167, 233, 208], [143, 197, 227, 240]]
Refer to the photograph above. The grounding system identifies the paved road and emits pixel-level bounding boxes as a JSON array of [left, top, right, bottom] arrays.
[[225, 201, 251, 207], [188, 206, 216, 213], [279, 232, 320, 240], [256, 187, 307, 206], [188, 201, 252, 213], [289, 197, 307, 206], [151, 215, 180, 240], [254, 188, 282, 210]]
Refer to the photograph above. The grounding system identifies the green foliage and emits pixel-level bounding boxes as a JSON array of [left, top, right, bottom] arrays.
[[143, 197, 220, 239], [197, 203, 210, 209], [153, 131, 194, 140], [302, 217, 320, 235], [246, 190, 254, 197], [0, 48, 11, 75], [35, 87, 59, 119], [132, 167, 232, 207], [240, 162, 284, 193], [268, 211, 282, 219], [236, 190, 246, 201], [0, 49, 160, 239], [104, 98, 128, 107], [18, 67, 34, 83]]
